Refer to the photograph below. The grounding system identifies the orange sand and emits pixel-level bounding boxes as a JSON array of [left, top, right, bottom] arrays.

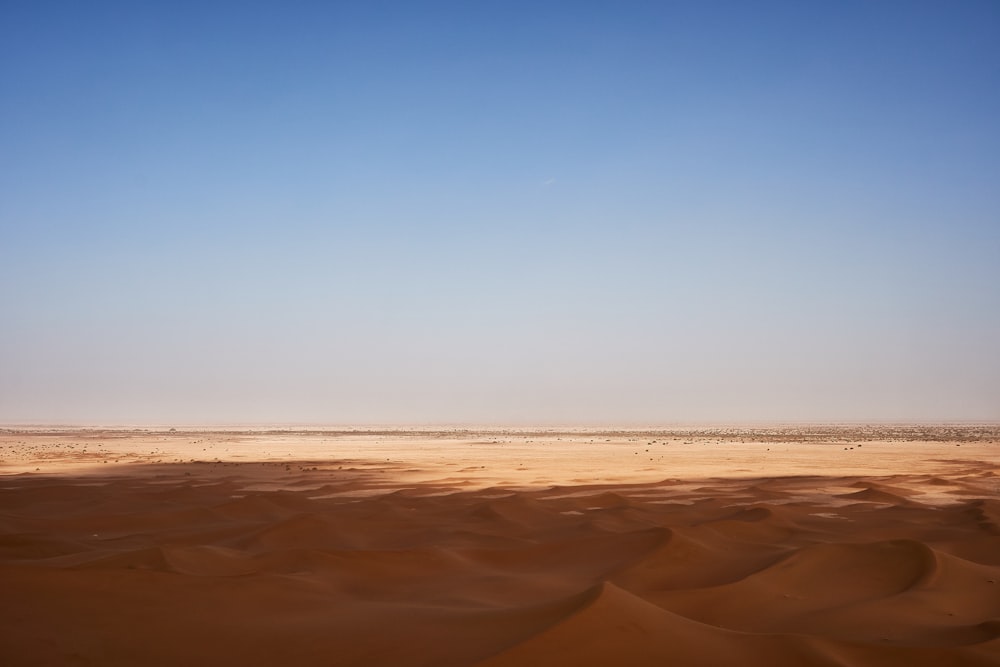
[[2, 426, 999, 665]]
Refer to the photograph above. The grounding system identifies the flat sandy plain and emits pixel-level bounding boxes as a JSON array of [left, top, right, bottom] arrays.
[[2, 425, 1000, 666]]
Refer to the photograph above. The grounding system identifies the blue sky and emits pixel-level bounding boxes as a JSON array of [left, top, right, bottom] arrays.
[[2, 1, 998, 424]]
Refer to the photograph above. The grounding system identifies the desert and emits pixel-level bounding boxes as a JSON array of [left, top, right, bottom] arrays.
[[2, 425, 999, 666], [5, 1, 999, 665]]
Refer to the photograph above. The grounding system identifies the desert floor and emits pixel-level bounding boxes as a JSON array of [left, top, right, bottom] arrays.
[[2, 425, 999, 666]]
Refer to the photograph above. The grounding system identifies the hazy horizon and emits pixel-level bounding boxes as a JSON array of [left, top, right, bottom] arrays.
[[3, 2, 999, 425]]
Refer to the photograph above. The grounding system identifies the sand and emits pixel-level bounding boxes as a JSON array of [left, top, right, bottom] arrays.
[[2, 425, 999, 666]]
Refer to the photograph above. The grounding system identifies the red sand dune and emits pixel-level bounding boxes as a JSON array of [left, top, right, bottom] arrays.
[[1, 426, 999, 665]]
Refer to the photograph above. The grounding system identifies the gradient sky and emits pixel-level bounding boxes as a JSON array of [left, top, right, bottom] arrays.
[[2, 1, 998, 425]]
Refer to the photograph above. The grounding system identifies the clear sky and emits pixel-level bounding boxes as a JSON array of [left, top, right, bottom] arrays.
[[2, 1, 998, 425]]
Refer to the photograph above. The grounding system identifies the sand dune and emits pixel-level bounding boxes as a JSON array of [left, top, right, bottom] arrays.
[[479, 582, 833, 667], [1, 426, 999, 665]]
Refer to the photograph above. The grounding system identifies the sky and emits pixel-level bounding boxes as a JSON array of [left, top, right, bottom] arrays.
[[1, 1, 998, 425]]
